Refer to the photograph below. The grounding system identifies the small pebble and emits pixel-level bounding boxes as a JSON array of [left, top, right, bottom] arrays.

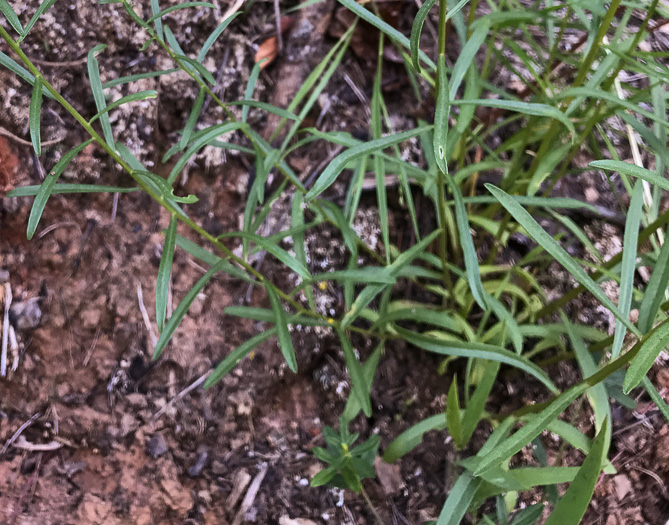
[[187, 449, 209, 477], [9, 298, 42, 330], [0, 270, 9, 283], [147, 434, 169, 458]]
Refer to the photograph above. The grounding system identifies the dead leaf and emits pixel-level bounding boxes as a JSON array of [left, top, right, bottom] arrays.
[[279, 517, 320, 525], [613, 474, 632, 500], [374, 456, 403, 495], [256, 37, 278, 69], [0, 136, 18, 196]]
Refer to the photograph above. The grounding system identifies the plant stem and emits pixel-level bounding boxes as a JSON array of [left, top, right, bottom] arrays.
[[360, 485, 385, 525]]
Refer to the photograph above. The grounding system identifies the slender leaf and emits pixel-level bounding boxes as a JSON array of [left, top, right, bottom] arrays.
[[410, 0, 438, 72], [397, 327, 558, 394], [305, 126, 430, 199], [29, 76, 43, 157], [384, 414, 447, 463], [146, 2, 216, 24], [0, 0, 23, 34], [449, 20, 489, 100], [266, 283, 298, 373], [26, 140, 94, 239], [102, 68, 179, 89], [198, 13, 240, 62], [8, 183, 138, 197], [337, 327, 372, 417], [89, 90, 157, 123], [436, 470, 481, 525], [87, 44, 115, 148], [612, 181, 643, 358], [590, 160, 669, 193], [227, 100, 298, 121], [153, 259, 226, 359], [156, 215, 177, 332], [19, 0, 59, 43], [446, 377, 464, 448], [486, 184, 638, 335], [543, 419, 610, 525], [624, 317, 669, 393]]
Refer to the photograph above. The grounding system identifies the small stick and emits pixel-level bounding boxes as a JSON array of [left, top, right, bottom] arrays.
[[2, 282, 12, 377], [137, 281, 158, 348], [152, 370, 211, 421], [0, 412, 40, 456], [83, 327, 101, 367], [274, 0, 283, 52], [0, 126, 64, 147], [231, 464, 268, 525]]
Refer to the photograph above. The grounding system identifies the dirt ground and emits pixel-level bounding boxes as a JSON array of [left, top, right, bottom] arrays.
[[1, 1, 669, 524]]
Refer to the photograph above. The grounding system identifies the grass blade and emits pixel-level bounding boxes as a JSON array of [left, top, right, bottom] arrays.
[[180, 88, 205, 150], [384, 414, 447, 462], [0, 0, 23, 34], [87, 44, 115, 148], [446, 377, 464, 448], [266, 282, 298, 373], [89, 90, 157, 123], [242, 59, 263, 123], [227, 100, 298, 121], [473, 383, 589, 475], [623, 318, 669, 394], [590, 160, 669, 192], [19, 0, 58, 43], [150, 0, 163, 39], [156, 215, 177, 333], [638, 228, 669, 333], [436, 470, 481, 525], [26, 140, 94, 239], [410, 0, 437, 72], [198, 13, 240, 62], [305, 125, 430, 199], [449, 20, 489, 100], [102, 68, 179, 89], [338, 0, 435, 70], [543, 418, 610, 525], [204, 328, 277, 388], [485, 184, 638, 335], [146, 2, 216, 24], [337, 327, 372, 417], [461, 360, 500, 443], [8, 183, 138, 197], [397, 327, 558, 394], [343, 343, 382, 422], [153, 259, 226, 360], [29, 75, 43, 157], [434, 55, 449, 172], [612, 181, 643, 359]]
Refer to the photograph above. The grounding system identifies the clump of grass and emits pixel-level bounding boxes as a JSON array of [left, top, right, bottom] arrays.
[[2, 0, 669, 521]]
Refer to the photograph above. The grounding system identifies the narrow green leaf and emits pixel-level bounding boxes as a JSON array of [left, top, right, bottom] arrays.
[[180, 88, 205, 150], [452, 99, 575, 138], [198, 13, 240, 62], [0, 0, 23, 34], [397, 327, 558, 394], [175, 54, 216, 85], [26, 140, 94, 239], [485, 184, 638, 335], [343, 343, 382, 422], [434, 55, 450, 172], [89, 90, 157, 123], [474, 382, 589, 475], [410, 0, 438, 72], [337, 0, 435, 70], [0, 51, 37, 86], [461, 360, 500, 443], [624, 318, 669, 393], [266, 283, 298, 373], [310, 268, 395, 284], [446, 377, 464, 449], [29, 76, 43, 157], [87, 44, 115, 148], [156, 216, 177, 332], [449, 176, 488, 310], [101, 68, 179, 89], [384, 414, 447, 463], [153, 259, 225, 360], [639, 227, 669, 333], [204, 328, 277, 388], [543, 418, 610, 525], [19, 0, 59, 43], [241, 59, 263, 123], [612, 181, 643, 359], [150, 0, 163, 39], [305, 125, 430, 199], [590, 160, 669, 193], [168, 122, 248, 184], [337, 327, 372, 417], [449, 20, 489, 100], [564, 315, 611, 434], [227, 100, 298, 121], [146, 1, 216, 24], [8, 183, 138, 197], [436, 470, 481, 525]]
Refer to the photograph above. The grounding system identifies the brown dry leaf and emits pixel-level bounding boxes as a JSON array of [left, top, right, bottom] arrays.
[[374, 456, 403, 495], [0, 136, 18, 196], [256, 36, 278, 69]]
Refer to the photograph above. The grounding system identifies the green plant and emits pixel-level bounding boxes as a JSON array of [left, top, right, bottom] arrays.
[[2, 0, 669, 522]]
